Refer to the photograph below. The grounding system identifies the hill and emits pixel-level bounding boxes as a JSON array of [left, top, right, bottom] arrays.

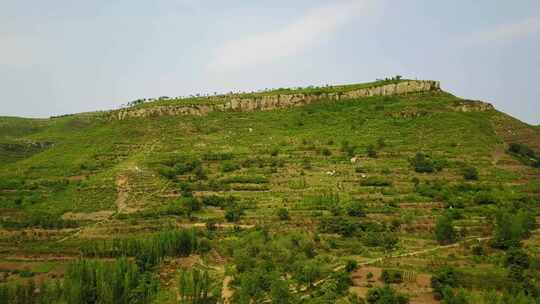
[[0, 79, 539, 303]]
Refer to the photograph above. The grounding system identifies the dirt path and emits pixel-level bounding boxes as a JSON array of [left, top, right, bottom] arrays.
[[116, 175, 133, 214], [491, 144, 506, 166], [222, 276, 233, 303]]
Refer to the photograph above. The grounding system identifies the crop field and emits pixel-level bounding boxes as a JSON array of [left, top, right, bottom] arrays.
[[0, 83, 539, 303]]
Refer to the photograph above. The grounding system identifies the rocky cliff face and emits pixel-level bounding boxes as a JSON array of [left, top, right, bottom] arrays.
[[112, 80, 443, 120]]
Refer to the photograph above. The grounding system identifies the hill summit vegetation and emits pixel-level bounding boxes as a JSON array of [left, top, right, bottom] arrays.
[[0, 78, 539, 303]]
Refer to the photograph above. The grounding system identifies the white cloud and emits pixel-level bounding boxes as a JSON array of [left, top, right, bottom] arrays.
[[210, 0, 373, 70], [463, 15, 540, 46]]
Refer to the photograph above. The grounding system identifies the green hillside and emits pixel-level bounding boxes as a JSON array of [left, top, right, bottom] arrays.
[[1, 81, 539, 303]]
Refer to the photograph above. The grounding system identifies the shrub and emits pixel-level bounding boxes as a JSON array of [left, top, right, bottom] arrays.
[[225, 205, 245, 222], [321, 147, 332, 156], [363, 232, 398, 251], [345, 260, 358, 273], [319, 217, 360, 237], [366, 285, 409, 304], [221, 161, 240, 173], [346, 200, 366, 217], [473, 192, 497, 205], [202, 152, 233, 161], [367, 145, 378, 158], [462, 166, 479, 180], [431, 267, 458, 300], [381, 269, 403, 284], [361, 177, 392, 187], [471, 245, 485, 256], [181, 197, 202, 212], [508, 143, 539, 168], [270, 148, 280, 157], [341, 141, 357, 157], [206, 219, 218, 231], [277, 208, 290, 221], [410, 152, 444, 173], [201, 195, 236, 208]]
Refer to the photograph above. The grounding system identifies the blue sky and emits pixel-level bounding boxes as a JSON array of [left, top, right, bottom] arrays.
[[1, 0, 539, 124]]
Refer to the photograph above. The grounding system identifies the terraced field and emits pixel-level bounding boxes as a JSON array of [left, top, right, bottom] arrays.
[[1, 81, 539, 303]]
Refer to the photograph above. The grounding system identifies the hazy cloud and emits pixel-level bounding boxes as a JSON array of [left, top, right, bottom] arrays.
[[210, 0, 373, 70], [463, 15, 540, 46]]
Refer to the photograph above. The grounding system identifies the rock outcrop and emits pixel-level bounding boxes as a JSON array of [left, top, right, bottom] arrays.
[[111, 80, 441, 120]]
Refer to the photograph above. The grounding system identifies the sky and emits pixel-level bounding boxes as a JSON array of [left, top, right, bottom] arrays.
[[1, 0, 539, 124]]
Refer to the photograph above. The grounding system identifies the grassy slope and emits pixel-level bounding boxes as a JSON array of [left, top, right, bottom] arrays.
[[0, 88, 539, 301], [1, 91, 537, 214]]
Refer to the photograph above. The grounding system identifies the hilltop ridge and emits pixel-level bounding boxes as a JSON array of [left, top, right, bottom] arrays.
[[112, 79, 441, 120]]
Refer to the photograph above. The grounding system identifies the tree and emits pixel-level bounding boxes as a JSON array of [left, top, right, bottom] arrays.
[[435, 214, 456, 245], [269, 278, 291, 304], [295, 260, 322, 288], [491, 209, 535, 249], [178, 268, 220, 304], [410, 152, 435, 173], [431, 267, 458, 300]]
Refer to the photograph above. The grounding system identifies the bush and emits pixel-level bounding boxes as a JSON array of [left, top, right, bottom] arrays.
[[367, 145, 378, 158], [508, 143, 539, 167], [431, 267, 459, 300], [363, 232, 398, 251], [346, 201, 366, 217], [221, 161, 240, 173], [410, 152, 444, 173], [381, 269, 403, 284], [366, 285, 409, 304], [201, 195, 236, 208], [225, 205, 245, 222], [341, 141, 357, 157], [277, 208, 290, 221], [181, 197, 202, 212], [202, 152, 233, 161], [471, 245, 485, 256], [270, 148, 280, 157], [462, 166, 479, 180], [345, 260, 358, 273], [473, 192, 497, 205], [319, 217, 360, 237], [321, 147, 332, 156], [361, 177, 392, 187]]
